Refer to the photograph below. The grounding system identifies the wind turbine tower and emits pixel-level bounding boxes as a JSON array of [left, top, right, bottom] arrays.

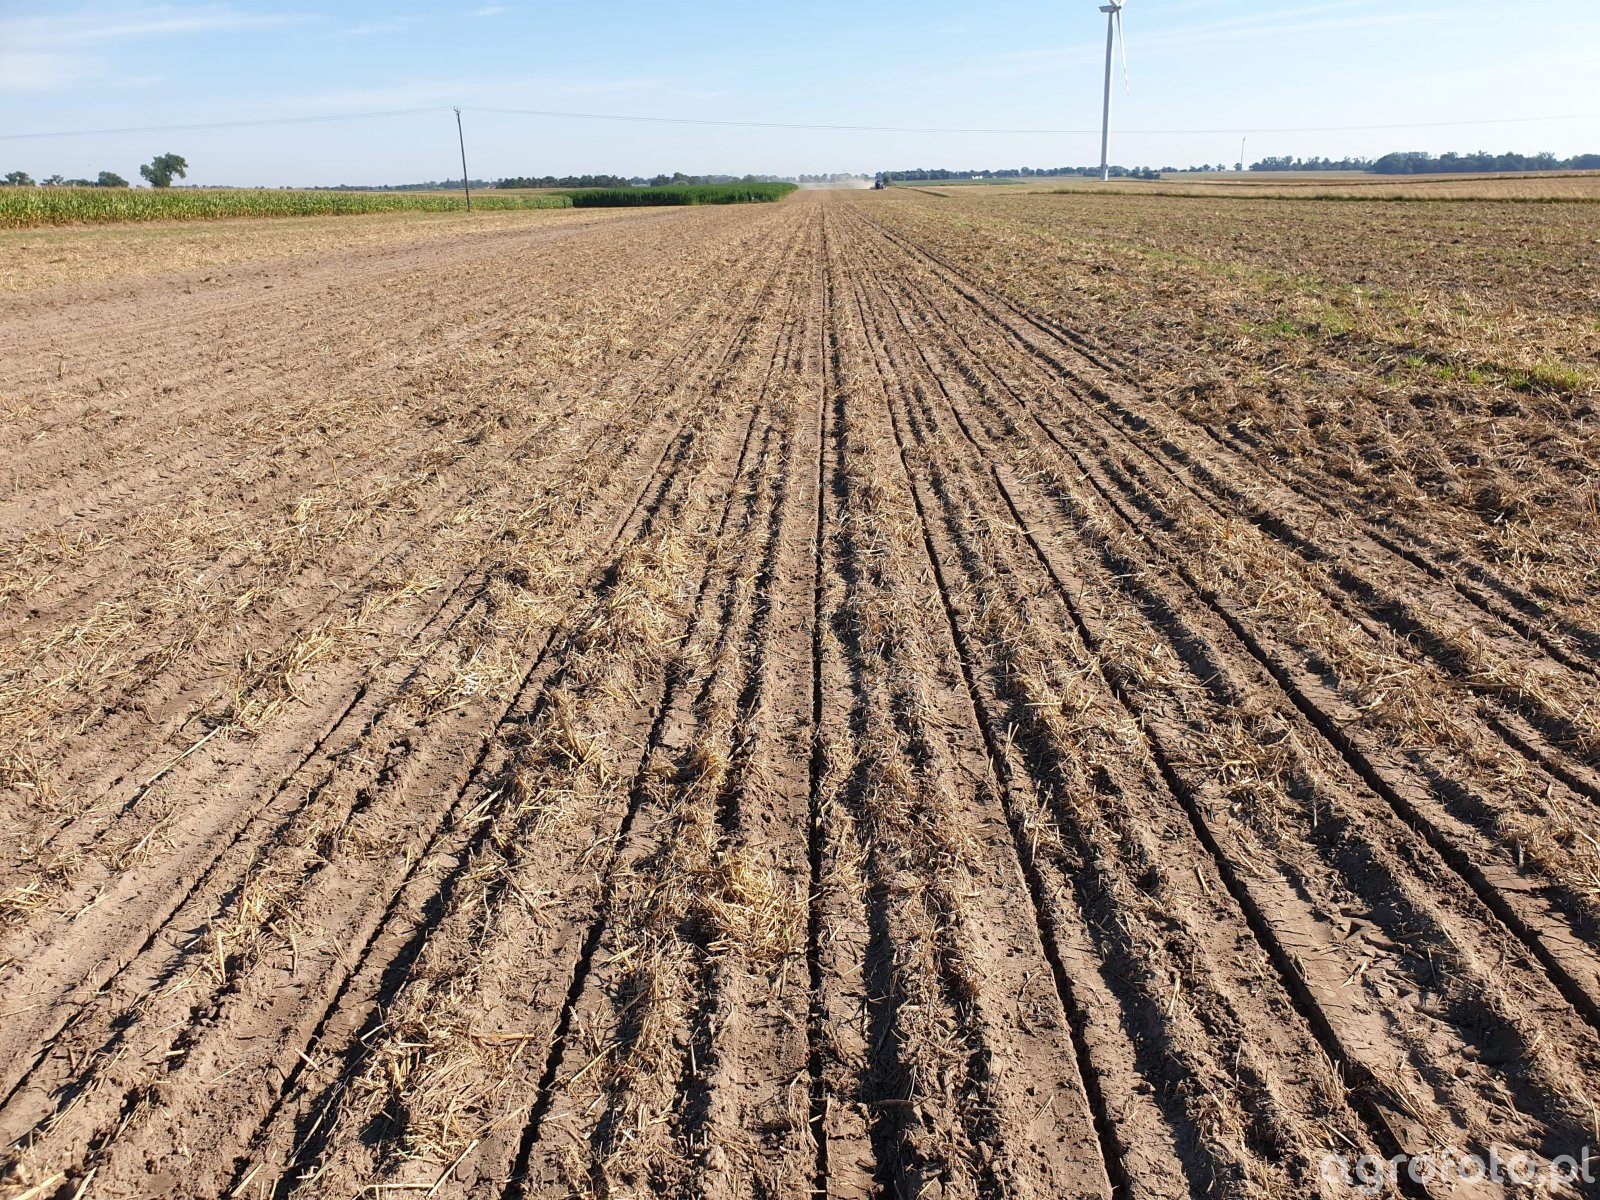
[[1098, 0, 1128, 183]]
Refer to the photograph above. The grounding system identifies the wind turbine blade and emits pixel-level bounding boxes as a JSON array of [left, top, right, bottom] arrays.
[[1117, 9, 1130, 91]]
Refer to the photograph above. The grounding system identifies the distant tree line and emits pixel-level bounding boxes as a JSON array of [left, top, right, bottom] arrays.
[[1370, 150, 1600, 174], [1251, 150, 1600, 174], [4, 153, 186, 189], [495, 172, 797, 189], [2, 166, 876, 193], [308, 180, 496, 191], [497, 174, 639, 189], [308, 172, 861, 191], [878, 152, 1600, 184], [1249, 155, 1373, 172], [5, 170, 129, 187], [880, 165, 1163, 183]]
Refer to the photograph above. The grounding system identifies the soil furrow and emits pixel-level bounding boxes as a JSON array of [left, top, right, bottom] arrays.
[[819, 213, 1114, 1200], [834, 209, 1386, 1199], [0, 216, 799, 1104], [0, 216, 819, 1200], [215, 215, 819, 1200], [844, 206, 1600, 1040], [834, 204, 1600, 1195], [852, 208, 1600, 677], [3, 202, 789, 885], [854, 209, 1600, 746]]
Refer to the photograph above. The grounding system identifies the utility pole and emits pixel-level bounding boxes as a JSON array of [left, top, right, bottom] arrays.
[[454, 107, 472, 212]]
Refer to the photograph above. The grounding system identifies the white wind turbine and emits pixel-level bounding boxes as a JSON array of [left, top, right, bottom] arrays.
[[1097, 0, 1130, 182]]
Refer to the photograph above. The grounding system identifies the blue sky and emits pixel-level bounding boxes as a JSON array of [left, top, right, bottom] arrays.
[[3, 1, 1598, 185]]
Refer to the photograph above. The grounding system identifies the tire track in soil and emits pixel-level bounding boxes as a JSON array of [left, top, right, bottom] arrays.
[[501, 226, 816, 1199], [213, 213, 821, 1200], [0, 297, 747, 1178], [854, 211, 1600, 683], [0, 215, 812, 1200], [0, 211, 738, 572], [855, 211, 1600, 752], [0, 212, 660, 410], [992, 464, 1600, 1195], [819, 208, 1114, 1200], [640, 210, 829, 1200], [0, 252, 534, 531], [1037, 364, 1600, 787], [1176, 403, 1600, 675], [801, 216, 878, 1200], [8, 191, 1600, 1200], [857, 211, 1600, 691], [833, 209, 1385, 1200], [0, 213, 731, 788], [2, 206, 792, 887], [848, 205, 1600, 1035], [0, 214, 796, 1131], [833, 204, 1600, 1194], [0, 211, 793, 848]]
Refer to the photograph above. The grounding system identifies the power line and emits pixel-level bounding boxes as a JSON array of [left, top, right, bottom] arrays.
[[2, 104, 1596, 143], [469, 106, 1600, 136]]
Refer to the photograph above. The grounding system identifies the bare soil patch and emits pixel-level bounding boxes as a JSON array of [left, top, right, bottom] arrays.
[[2, 189, 1597, 1200]]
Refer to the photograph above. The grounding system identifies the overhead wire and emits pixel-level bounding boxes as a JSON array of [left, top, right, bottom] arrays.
[[2, 105, 1596, 142]]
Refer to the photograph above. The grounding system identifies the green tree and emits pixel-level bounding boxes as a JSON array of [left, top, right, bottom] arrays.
[[43, 174, 66, 186], [3, 171, 34, 186], [97, 171, 129, 188], [139, 152, 188, 188]]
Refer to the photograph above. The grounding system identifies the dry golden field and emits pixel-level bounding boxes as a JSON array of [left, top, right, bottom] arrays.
[[910, 169, 1600, 202], [2, 184, 1599, 1199]]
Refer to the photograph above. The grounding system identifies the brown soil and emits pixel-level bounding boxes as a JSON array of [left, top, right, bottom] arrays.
[[2, 190, 1598, 1200]]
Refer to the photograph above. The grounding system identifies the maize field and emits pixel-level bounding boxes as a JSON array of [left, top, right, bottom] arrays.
[[0, 182, 798, 229]]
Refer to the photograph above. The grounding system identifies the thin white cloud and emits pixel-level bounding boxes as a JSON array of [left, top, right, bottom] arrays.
[[0, 4, 313, 90], [2, 5, 314, 46], [335, 16, 428, 38], [986, 4, 1463, 69], [470, 5, 511, 15], [1160, 0, 1390, 37], [0, 50, 100, 92], [286, 74, 673, 112]]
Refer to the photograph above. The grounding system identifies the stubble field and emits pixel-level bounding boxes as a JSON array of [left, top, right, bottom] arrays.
[[2, 185, 1599, 1200]]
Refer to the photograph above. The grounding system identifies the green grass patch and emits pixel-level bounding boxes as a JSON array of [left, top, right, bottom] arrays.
[[1503, 359, 1596, 395], [1399, 352, 1590, 394], [1413, 360, 1489, 385], [1240, 316, 1304, 341]]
